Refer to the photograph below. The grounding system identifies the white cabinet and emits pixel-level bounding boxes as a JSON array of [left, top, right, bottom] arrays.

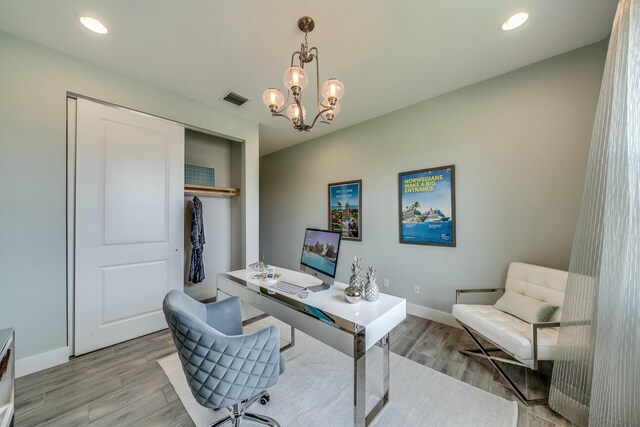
[[0, 328, 14, 427]]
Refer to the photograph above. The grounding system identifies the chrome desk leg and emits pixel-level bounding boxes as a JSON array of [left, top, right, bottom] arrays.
[[365, 334, 389, 426], [280, 326, 295, 352], [383, 334, 390, 400], [354, 331, 390, 426], [382, 333, 390, 401], [242, 313, 269, 327], [354, 329, 366, 427]]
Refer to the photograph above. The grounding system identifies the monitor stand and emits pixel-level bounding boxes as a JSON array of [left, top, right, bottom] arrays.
[[307, 282, 331, 292]]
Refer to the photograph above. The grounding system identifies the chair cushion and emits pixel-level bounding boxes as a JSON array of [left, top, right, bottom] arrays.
[[452, 304, 559, 362], [505, 262, 568, 323], [494, 290, 558, 323]]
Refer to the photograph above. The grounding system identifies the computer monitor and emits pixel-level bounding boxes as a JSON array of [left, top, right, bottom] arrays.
[[299, 228, 342, 292]]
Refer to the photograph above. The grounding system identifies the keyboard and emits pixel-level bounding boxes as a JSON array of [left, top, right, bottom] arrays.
[[271, 281, 307, 295]]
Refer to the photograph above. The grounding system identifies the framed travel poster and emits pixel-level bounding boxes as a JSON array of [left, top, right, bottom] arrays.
[[399, 165, 456, 247], [328, 180, 362, 241]]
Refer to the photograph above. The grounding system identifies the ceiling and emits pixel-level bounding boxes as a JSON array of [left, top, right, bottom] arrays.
[[0, 1, 617, 155]]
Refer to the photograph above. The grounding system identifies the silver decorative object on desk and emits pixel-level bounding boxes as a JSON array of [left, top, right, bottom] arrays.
[[344, 286, 362, 304], [364, 266, 380, 302], [348, 256, 364, 291], [344, 256, 364, 303], [249, 260, 268, 273]]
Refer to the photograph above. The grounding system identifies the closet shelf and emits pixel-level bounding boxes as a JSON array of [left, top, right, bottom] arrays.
[[184, 184, 239, 197]]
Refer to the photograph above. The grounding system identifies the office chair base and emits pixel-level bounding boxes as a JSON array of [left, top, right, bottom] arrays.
[[209, 391, 280, 427], [243, 413, 279, 426], [210, 413, 279, 427]]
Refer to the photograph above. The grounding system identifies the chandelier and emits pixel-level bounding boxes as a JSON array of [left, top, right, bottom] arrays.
[[262, 16, 345, 132]]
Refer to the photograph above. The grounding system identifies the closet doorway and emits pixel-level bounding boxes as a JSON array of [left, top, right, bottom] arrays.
[[182, 130, 241, 301], [71, 98, 185, 355]]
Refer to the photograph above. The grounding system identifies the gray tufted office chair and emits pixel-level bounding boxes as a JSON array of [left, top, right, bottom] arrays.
[[163, 290, 283, 427]]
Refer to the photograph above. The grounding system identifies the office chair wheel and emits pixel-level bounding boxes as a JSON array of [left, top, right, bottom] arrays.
[[260, 393, 270, 405]]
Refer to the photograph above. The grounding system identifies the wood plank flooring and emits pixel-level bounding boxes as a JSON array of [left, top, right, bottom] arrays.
[[390, 315, 575, 427], [15, 329, 189, 426], [15, 314, 574, 427]]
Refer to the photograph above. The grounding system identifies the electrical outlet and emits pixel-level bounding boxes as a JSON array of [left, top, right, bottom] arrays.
[[413, 285, 420, 295], [383, 278, 390, 288]]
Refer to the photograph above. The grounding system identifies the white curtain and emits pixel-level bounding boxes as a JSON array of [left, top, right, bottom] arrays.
[[549, 0, 640, 425]]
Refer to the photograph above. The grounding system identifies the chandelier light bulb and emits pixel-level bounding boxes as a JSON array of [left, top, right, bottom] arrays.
[[283, 67, 308, 93], [321, 79, 345, 104], [322, 102, 341, 122], [262, 88, 285, 112], [287, 104, 306, 124]]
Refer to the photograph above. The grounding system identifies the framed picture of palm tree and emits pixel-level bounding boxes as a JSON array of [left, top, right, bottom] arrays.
[[328, 180, 362, 241], [398, 165, 456, 246]]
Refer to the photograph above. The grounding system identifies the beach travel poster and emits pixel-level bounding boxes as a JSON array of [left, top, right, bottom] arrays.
[[399, 165, 456, 246], [328, 180, 362, 241]]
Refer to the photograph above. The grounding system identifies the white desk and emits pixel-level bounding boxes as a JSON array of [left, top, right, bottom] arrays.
[[217, 268, 406, 427]]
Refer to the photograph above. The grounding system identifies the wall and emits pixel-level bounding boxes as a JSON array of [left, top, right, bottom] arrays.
[[183, 131, 234, 301], [260, 41, 607, 318], [0, 31, 259, 372], [230, 142, 244, 271]]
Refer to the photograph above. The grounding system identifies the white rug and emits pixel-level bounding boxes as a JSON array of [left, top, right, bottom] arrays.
[[158, 318, 517, 427]]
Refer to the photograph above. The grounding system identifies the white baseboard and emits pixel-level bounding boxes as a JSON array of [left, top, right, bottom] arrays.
[[16, 346, 69, 378], [406, 303, 461, 328]]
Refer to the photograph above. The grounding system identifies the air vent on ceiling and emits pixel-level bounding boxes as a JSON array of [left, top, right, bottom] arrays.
[[222, 91, 250, 107]]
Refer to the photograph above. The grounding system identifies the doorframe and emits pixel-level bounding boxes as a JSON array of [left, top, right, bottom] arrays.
[[66, 93, 247, 356], [66, 98, 77, 356]]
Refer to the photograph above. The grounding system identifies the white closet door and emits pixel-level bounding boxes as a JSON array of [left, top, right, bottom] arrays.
[[74, 99, 184, 355]]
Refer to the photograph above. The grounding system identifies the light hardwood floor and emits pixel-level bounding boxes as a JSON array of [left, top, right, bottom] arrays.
[[15, 314, 573, 426], [390, 315, 575, 427]]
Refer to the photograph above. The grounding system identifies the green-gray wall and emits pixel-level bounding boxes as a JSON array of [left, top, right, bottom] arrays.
[[260, 41, 606, 316], [0, 31, 260, 368]]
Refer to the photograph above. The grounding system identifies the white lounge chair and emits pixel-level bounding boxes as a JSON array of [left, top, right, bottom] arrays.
[[452, 262, 568, 406]]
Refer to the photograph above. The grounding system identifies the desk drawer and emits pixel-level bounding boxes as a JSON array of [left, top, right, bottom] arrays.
[[218, 277, 355, 357]]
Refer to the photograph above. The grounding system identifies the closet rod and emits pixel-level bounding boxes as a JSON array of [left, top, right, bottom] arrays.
[[185, 184, 239, 197]]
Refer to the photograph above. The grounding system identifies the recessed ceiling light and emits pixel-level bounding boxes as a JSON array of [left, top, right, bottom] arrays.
[[79, 16, 108, 34], [502, 12, 529, 31]]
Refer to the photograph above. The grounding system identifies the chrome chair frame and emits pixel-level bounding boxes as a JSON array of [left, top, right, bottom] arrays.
[[455, 288, 561, 406]]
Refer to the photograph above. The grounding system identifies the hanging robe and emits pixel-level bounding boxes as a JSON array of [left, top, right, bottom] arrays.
[[189, 196, 206, 283]]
